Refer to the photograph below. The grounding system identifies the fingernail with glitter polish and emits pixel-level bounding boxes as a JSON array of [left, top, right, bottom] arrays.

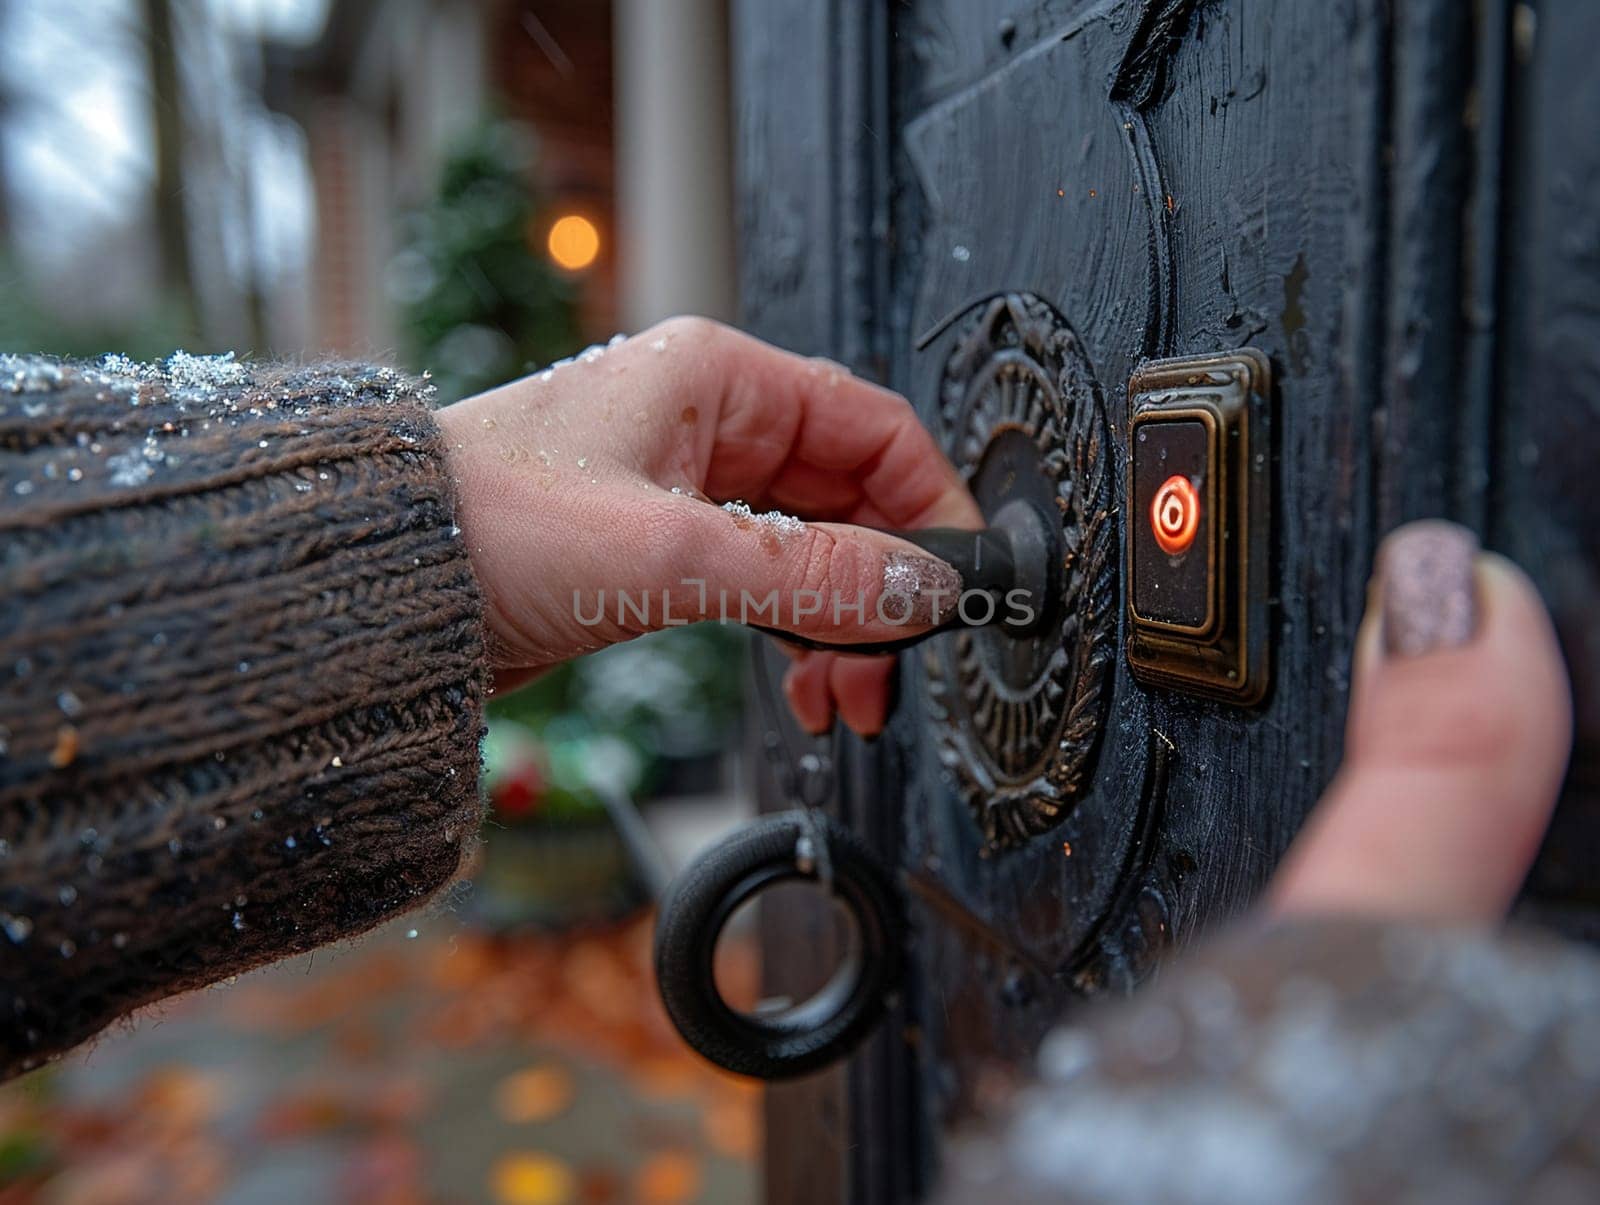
[[1379, 520, 1481, 658], [882, 551, 963, 627]]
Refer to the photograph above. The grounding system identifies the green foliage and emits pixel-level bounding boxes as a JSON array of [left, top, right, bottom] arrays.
[[0, 1068, 57, 1187], [571, 624, 749, 763], [392, 121, 580, 403], [0, 258, 201, 360], [488, 623, 749, 806], [0, 1128, 52, 1188]]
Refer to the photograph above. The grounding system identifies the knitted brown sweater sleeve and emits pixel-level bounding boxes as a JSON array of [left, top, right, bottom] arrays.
[[0, 353, 488, 1079]]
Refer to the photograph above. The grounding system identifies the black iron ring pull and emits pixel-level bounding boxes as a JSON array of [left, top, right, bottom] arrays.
[[653, 810, 904, 1079]]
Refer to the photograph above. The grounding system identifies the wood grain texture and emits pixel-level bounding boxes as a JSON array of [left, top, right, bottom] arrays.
[[1500, 0, 1600, 933], [734, 2, 921, 1202], [733, 0, 852, 1197], [737, 0, 1600, 1200], [887, 1, 1389, 1141]]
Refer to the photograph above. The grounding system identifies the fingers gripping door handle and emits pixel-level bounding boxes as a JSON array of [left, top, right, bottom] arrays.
[[750, 497, 1060, 655], [654, 506, 1061, 1076]]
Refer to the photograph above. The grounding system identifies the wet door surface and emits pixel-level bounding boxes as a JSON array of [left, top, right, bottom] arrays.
[[733, 2, 1600, 1201]]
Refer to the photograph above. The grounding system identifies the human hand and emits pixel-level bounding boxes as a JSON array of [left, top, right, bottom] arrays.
[[931, 524, 1577, 1205], [438, 317, 983, 733], [1269, 520, 1571, 921]]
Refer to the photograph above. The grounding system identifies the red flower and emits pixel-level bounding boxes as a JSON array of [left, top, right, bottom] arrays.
[[492, 763, 544, 818]]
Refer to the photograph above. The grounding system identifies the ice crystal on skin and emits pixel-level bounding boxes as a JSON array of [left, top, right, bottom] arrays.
[[881, 552, 964, 626], [721, 500, 807, 538], [533, 332, 631, 381], [882, 555, 922, 596]]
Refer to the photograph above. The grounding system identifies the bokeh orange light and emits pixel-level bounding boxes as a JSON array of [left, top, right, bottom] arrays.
[[546, 214, 600, 272]]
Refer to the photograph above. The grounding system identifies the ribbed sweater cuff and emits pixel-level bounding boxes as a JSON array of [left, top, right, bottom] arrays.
[[0, 353, 488, 1078]]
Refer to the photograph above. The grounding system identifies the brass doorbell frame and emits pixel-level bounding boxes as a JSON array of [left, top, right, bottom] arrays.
[[1125, 350, 1271, 705]]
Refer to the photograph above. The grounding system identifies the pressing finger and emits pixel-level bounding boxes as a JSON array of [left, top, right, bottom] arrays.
[[1270, 521, 1571, 922]]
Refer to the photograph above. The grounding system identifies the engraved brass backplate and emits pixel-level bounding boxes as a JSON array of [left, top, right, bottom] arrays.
[[924, 294, 1117, 848]]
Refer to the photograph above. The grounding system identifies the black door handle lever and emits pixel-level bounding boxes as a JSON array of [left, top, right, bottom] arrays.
[[749, 498, 1058, 655]]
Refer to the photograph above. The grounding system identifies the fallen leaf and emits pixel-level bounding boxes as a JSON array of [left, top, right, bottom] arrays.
[[702, 1097, 758, 1161], [339, 1133, 426, 1205], [134, 1068, 223, 1132], [490, 1151, 576, 1205], [635, 1150, 702, 1204], [575, 1165, 623, 1203], [495, 1065, 575, 1125], [627, 1057, 701, 1101]]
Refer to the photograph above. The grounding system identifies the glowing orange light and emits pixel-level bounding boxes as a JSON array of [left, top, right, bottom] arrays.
[[1151, 474, 1200, 555], [546, 214, 600, 271]]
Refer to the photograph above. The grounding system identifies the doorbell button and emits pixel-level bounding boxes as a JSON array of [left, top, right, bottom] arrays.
[[1132, 417, 1216, 634], [1125, 350, 1272, 705], [1151, 474, 1201, 555]]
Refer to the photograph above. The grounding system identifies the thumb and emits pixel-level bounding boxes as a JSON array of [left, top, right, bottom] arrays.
[[1269, 520, 1571, 922], [677, 505, 964, 644]]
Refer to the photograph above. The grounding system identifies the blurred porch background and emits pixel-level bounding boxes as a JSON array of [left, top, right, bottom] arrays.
[[0, 0, 736, 358], [0, 2, 759, 1202]]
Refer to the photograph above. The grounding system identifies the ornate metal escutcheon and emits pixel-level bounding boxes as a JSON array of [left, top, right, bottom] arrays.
[[923, 293, 1119, 849]]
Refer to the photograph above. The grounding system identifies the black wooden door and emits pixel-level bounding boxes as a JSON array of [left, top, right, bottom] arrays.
[[734, 2, 1600, 1202]]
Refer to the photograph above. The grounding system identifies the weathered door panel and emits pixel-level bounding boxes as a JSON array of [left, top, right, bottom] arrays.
[[893, 0, 1379, 1124], [735, 1, 1600, 1201], [1501, 2, 1600, 933]]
